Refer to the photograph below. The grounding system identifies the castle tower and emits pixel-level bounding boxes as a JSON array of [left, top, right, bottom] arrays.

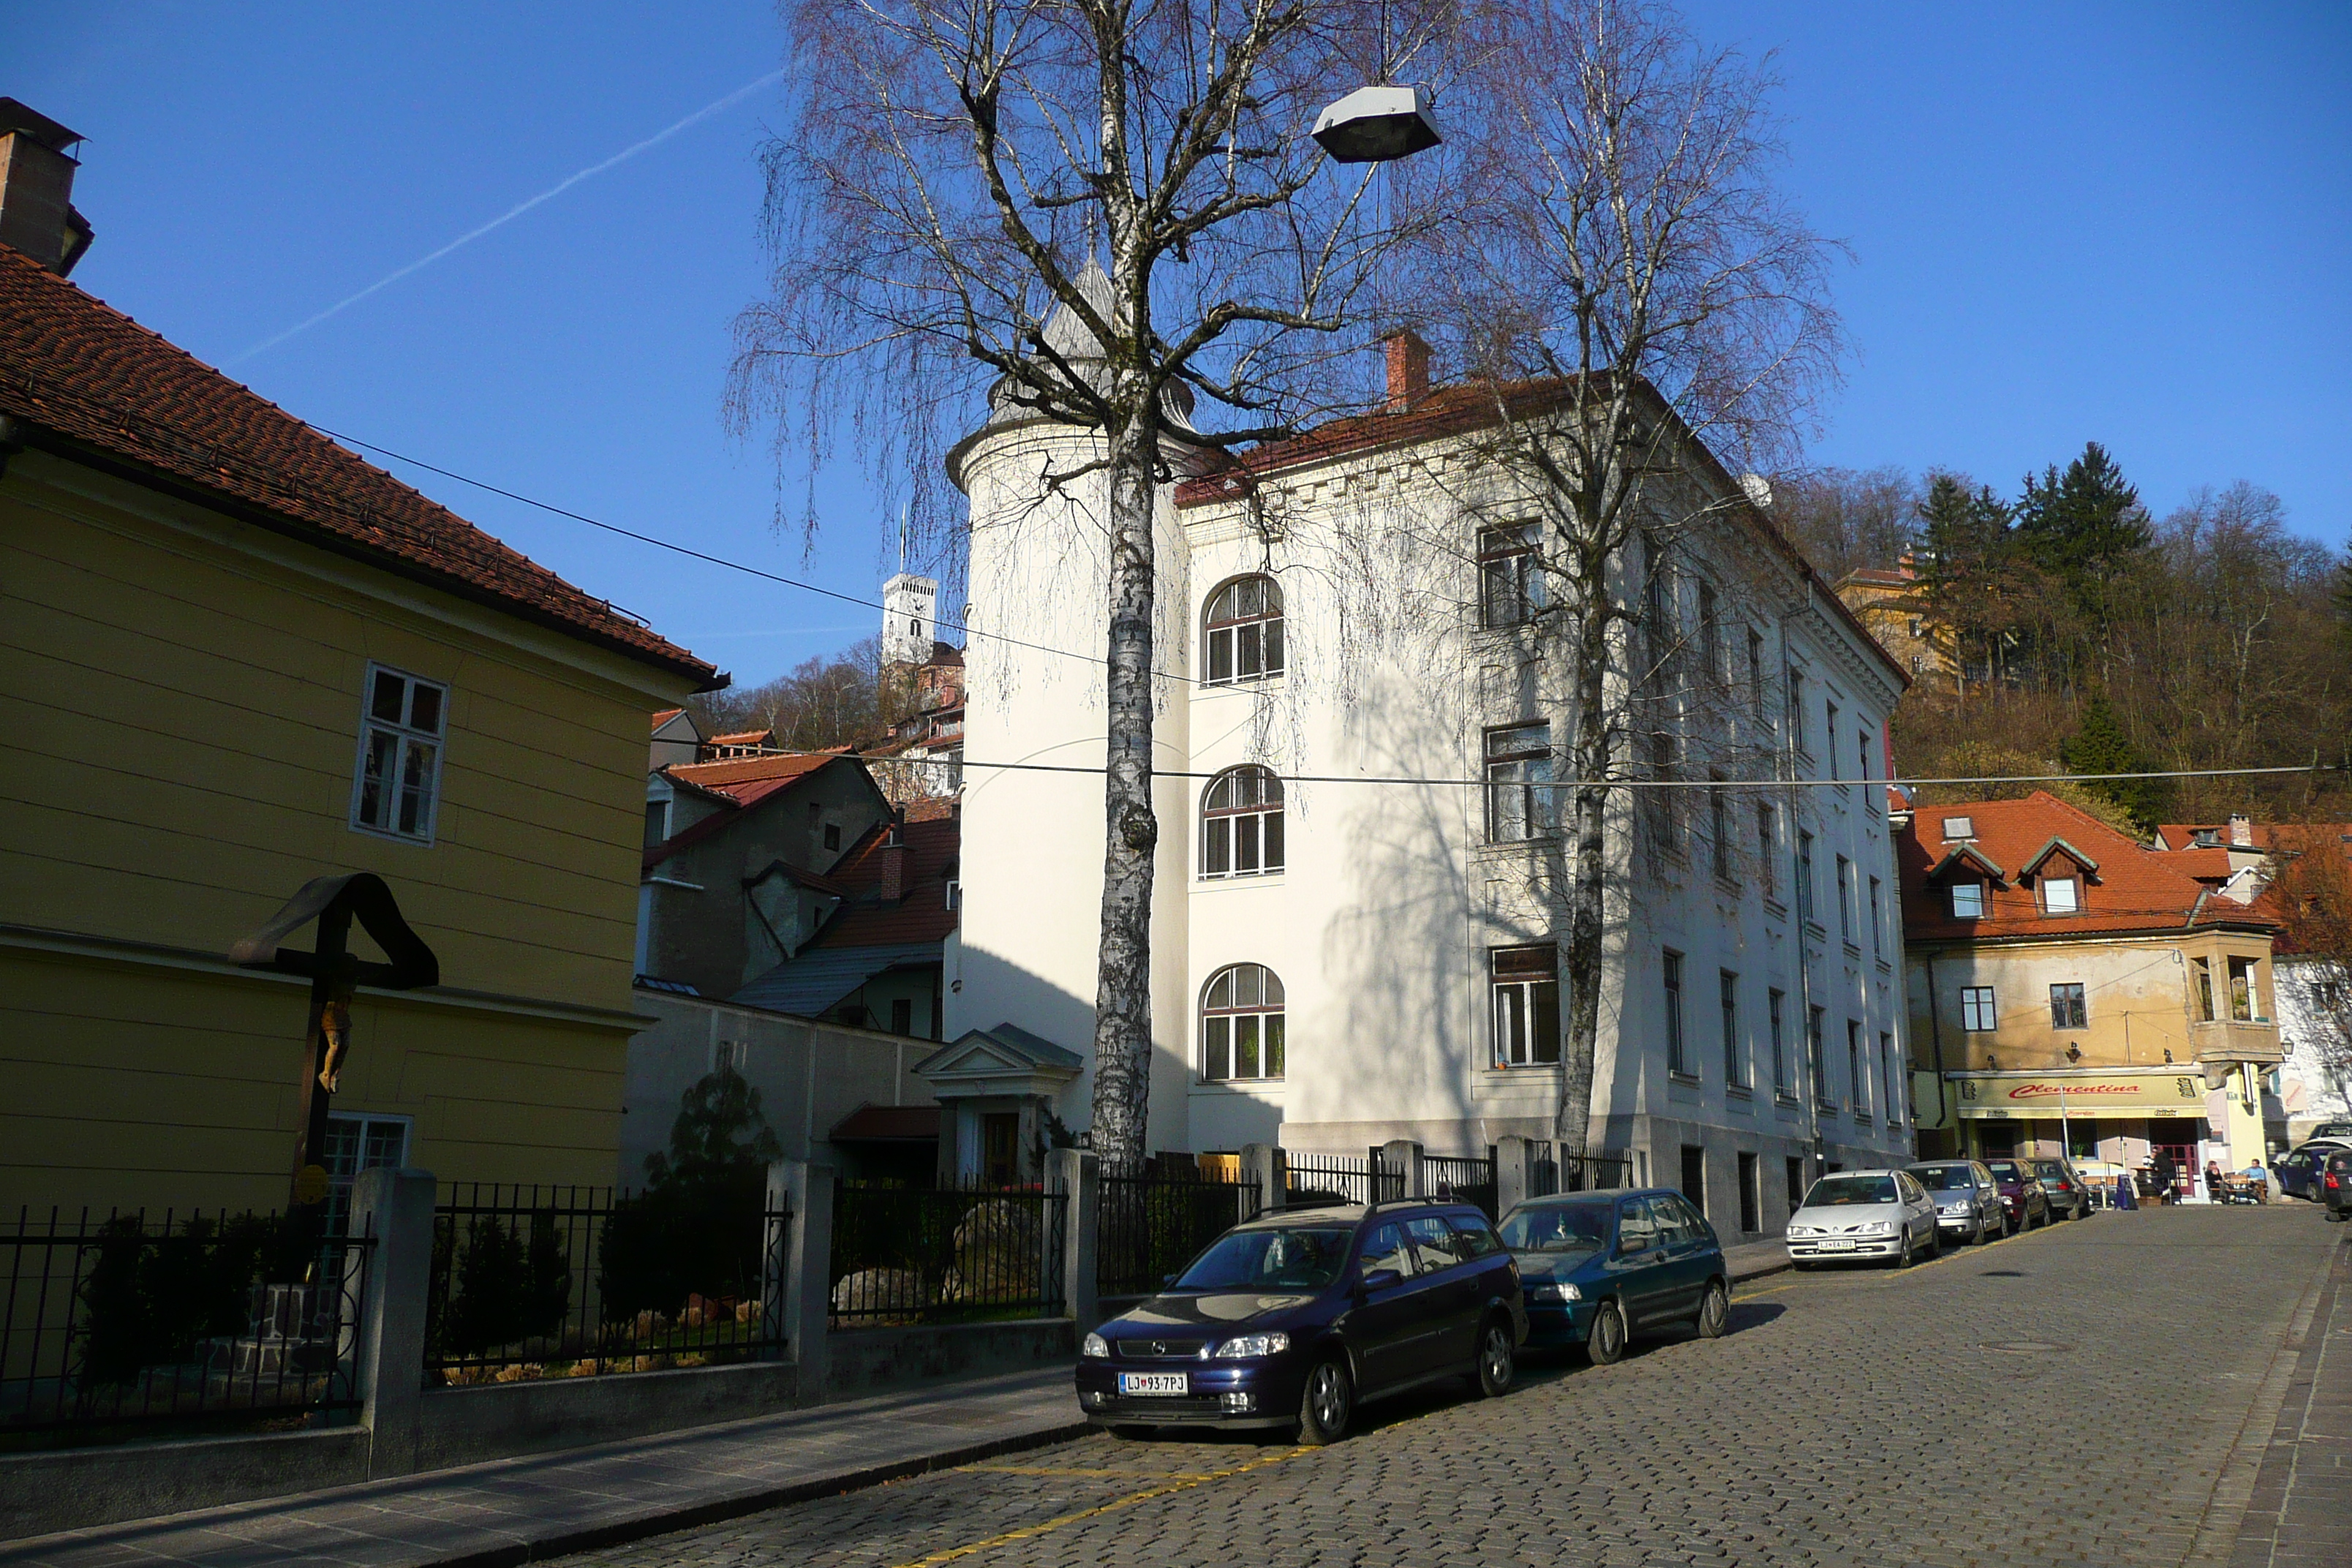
[[882, 573, 938, 668]]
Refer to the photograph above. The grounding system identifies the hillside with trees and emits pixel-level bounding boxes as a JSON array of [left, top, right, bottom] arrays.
[[1779, 445, 2351, 827]]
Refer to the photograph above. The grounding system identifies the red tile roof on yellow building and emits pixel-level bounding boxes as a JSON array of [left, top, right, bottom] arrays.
[[0, 242, 718, 687], [1899, 791, 2277, 943]]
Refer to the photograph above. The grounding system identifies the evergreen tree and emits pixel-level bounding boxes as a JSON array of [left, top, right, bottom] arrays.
[[643, 1063, 783, 1188], [2058, 693, 2163, 830], [1912, 473, 2015, 690], [2016, 441, 2152, 586]]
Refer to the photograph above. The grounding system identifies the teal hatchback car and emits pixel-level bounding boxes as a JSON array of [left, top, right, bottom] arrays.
[[1499, 1188, 1730, 1364]]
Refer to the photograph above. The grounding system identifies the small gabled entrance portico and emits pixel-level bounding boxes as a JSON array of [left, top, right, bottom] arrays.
[[913, 1022, 1082, 1184]]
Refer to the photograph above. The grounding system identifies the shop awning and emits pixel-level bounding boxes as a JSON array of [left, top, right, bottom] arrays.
[[1950, 1069, 2209, 1120]]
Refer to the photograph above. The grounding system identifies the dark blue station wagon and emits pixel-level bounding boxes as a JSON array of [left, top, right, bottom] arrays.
[[1501, 1188, 1729, 1362], [1075, 1200, 1526, 1444]]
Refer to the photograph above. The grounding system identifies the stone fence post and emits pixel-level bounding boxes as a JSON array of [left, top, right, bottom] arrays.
[[780, 1159, 834, 1407], [1496, 1135, 1531, 1218], [1380, 1139, 1425, 1200], [350, 1166, 436, 1479], [1051, 1148, 1100, 1333], [1241, 1142, 1284, 1217]]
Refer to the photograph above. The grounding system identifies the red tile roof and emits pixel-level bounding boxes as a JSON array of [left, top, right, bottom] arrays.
[[650, 707, 685, 730], [644, 751, 870, 872], [0, 242, 717, 687], [810, 815, 960, 949], [1899, 791, 2276, 943]]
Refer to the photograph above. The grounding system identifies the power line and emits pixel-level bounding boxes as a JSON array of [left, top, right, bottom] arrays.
[[862, 753, 2340, 791], [303, 422, 1217, 688], [308, 424, 2345, 797]]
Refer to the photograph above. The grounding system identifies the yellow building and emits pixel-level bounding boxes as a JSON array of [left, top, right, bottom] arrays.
[[1897, 792, 2281, 1180], [0, 154, 720, 1216], [1834, 562, 1950, 688]]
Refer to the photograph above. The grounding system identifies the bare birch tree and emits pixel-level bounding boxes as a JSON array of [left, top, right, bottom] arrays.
[[1433, 0, 1844, 1158], [731, 0, 1460, 1169]]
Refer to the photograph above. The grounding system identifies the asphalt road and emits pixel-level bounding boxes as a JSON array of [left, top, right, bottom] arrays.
[[566, 1205, 2344, 1568]]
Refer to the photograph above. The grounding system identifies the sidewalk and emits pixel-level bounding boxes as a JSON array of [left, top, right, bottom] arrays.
[[0, 1368, 1085, 1568], [1722, 1236, 1789, 1283], [2229, 1232, 2352, 1567]]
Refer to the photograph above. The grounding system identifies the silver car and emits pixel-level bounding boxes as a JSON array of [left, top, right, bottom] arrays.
[[1786, 1169, 1940, 1269], [1907, 1159, 2003, 1245]]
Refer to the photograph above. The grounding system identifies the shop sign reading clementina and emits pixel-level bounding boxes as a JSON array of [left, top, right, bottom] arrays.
[[1953, 1071, 2206, 1118]]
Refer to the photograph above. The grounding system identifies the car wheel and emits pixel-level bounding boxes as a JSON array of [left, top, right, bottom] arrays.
[[1472, 1317, 1515, 1398], [1694, 1280, 1730, 1339], [1586, 1299, 1627, 1365], [1968, 1216, 1988, 1245], [1296, 1357, 1353, 1446]]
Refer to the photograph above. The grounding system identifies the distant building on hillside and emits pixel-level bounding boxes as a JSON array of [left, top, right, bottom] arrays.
[[1833, 559, 1949, 687], [869, 572, 965, 805]]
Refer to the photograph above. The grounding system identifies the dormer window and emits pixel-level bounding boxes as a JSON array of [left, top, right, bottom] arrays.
[[1950, 881, 1986, 919], [1941, 815, 1974, 842], [2191, 829, 2220, 848], [2042, 876, 2081, 915]]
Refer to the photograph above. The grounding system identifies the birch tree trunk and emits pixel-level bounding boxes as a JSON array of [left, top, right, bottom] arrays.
[[1090, 380, 1163, 1174]]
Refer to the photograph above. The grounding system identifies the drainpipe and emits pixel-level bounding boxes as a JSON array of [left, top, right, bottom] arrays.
[[1925, 951, 1952, 1147]]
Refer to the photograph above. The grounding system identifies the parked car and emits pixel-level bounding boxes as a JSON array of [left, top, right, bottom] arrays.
[[1907, 1161, 2003, 1245], [2031, 1156, 2092, 1221], [1499, 1188, 1730, 1365], [1981, 1158, 2051, 1232], [2274, 1139, 2350, 1202], [1786, 1169, 1940, 1268], [1075, 1200, 1525, 1445], [2310, 1119, 2352, 1142], [2321, 1150, 2352, 1223]]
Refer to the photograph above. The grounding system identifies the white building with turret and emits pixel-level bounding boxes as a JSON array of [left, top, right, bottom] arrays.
[[935, 287, 1912, 1238]]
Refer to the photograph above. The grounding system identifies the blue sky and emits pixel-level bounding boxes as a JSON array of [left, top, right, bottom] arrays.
[[8, 2, 2348, 692]]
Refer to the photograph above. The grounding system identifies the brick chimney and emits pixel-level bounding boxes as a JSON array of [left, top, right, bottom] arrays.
[[1382, 329, 1431, 412], [0, 99, 93, 276], [878, 807, 909, 900]]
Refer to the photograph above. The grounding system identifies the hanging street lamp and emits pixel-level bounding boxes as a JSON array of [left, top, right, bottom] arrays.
[[1312, 83, 1443, 163]]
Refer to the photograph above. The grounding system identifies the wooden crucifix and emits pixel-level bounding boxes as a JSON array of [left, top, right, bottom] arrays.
[[231, 873, 438, 1231]]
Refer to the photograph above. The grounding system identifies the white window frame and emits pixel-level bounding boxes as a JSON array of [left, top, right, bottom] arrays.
[[1200, 766, 1285, 879], [2042, 876, 2080, 915], [1200, 963, 1285, 1082], [1950, 881, 1986, 919], [1490, 946, 1562, 1068], [350, 663, 448, 845]]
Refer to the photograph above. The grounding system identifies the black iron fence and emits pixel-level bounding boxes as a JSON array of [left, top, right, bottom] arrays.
[[1095, 1170, 1252, 1296], [426, 1183, 787, 1384], [1521, 1142, 1635, 1199], [1422, 1151, 1501, 1217], [0, 1207, 370, 1441], [829, 1180, 1066, 1327], [1281, 1149, 1406, 1208]]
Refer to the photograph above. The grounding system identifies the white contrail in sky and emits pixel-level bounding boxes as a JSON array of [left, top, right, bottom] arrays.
[[233, 69, 783, 364]]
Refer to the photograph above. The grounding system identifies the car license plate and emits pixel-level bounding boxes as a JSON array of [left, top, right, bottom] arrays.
[[1117, 1372, 1188, 1395], [1816, 1238, 1856, 1252]]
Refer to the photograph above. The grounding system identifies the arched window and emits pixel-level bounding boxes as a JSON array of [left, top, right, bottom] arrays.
[[1201, 963, 1285, 1082], [1201, 766, 1284, 878], [1202, 576, 1284, 685]]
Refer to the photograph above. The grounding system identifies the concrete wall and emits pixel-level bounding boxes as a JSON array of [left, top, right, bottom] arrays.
[[0, 1428, 371, 1543], [826, 1319, 1074, 1401], [622, 991, 938, 1188]]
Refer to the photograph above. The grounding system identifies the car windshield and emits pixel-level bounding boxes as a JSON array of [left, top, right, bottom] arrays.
[[1169, 1226, 1353, 1292], [1985, 1161, 2026, 1181], [1499, 1202, 1612, 1254], [1804, 1175, 1897, 1207], [1911, 1164, 1978, 1191]]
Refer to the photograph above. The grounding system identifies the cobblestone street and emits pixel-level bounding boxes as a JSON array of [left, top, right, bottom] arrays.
[[568, 1207, 2344, 1568]]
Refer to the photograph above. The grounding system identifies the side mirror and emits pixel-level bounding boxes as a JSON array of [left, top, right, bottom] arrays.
[[1161, 1273, 1178, 1288], [1359, 1267, 1402, 1292]]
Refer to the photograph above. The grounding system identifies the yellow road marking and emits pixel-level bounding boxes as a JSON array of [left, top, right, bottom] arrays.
[[963, 1464, 1217, 1480], [891, 1448, 1311, 1567]]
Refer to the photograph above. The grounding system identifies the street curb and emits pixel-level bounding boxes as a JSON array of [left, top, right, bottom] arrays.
[[422, 1417, 1095, 1568]]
